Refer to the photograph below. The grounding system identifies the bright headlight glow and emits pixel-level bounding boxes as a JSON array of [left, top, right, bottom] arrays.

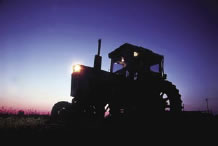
[[72, 64, 81, 73], [134, 51, 139, 57]]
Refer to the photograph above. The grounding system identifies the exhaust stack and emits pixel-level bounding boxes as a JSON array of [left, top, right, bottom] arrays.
[[97, 39, 101, 56], [94, 39, 102, 70]]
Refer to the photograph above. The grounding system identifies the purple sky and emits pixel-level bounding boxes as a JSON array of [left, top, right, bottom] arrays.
[[0, 0, 218, 114]]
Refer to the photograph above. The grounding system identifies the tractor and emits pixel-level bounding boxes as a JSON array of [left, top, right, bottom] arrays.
[[51, 39, 182, 122]]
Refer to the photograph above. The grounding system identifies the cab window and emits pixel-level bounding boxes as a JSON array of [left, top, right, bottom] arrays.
[[113, 63, 124, 73], [150, 64, 159, 73]]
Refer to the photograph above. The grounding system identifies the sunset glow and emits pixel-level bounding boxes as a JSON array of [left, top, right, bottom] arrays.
[[0, 0, 218, 114]]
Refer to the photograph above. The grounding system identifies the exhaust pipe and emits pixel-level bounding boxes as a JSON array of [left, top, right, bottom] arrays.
[[94, 39, 102, 70], [97, 39, 101, 56]]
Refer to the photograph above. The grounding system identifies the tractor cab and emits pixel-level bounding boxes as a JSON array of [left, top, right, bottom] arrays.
[[108, 43, 165, 80]]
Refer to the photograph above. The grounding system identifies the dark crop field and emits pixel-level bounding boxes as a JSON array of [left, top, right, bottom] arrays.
[[0, 112, 218, 140], [0, 114, 49, 135]]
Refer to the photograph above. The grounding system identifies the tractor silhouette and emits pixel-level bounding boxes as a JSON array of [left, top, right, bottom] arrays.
[[51, 39, 182, 122]]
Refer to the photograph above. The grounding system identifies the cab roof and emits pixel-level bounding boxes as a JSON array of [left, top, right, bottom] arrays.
[[108, 43, 163, 65]]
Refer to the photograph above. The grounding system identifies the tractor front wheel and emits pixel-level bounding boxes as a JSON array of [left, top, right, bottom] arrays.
[[51, 101, 72, 120]]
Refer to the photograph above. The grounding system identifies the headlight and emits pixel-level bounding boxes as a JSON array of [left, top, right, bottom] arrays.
[[133, 51, 139, 57], [72, 64, 81, 73]]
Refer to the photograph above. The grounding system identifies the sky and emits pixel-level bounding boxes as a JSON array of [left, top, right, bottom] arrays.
[[0, 0, 218, 114]]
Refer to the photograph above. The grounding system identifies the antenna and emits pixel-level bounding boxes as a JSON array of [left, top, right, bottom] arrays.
[[206, 98, 209, 113]]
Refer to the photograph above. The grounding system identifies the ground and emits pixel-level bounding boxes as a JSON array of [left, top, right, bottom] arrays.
[[0, 112, 218, 139]]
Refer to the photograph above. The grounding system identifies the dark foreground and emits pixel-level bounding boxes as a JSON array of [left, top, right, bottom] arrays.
[[1, 112, 218, 141]]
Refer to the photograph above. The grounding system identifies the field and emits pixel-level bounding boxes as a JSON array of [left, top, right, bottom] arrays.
[[0, 114, 50, 135], [0, 111, 218, 139]]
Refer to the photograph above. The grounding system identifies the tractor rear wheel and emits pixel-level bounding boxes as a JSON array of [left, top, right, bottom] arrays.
[[160, 80, 182, 112]]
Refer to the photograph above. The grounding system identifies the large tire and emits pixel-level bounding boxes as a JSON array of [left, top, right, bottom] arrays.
[[51, 101, 72, 120], [160, 80, 182, 112]]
